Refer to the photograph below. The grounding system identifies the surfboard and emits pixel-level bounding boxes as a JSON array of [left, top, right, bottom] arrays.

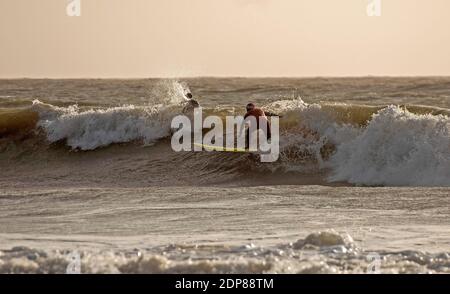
[[193, 143, 257, 153]]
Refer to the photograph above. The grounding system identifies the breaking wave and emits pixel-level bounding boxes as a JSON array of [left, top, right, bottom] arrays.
[[265, 99, 450, 186], [31, 100, 176, 150], [328, 106, 450, 186], [1, 93, 449, 186]]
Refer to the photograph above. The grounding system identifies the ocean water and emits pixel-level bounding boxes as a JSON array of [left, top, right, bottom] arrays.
[[0, 78, 449, 274]]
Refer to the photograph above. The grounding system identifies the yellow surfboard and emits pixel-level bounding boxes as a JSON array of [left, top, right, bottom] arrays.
[[193, 143, 257, 153]]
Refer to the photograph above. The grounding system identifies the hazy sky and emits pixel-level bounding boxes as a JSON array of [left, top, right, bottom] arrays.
[[1, 0, 450, 78]]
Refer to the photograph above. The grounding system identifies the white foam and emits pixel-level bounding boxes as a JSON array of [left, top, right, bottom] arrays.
[[270, 98, 359, 167], [268, 99, 450, 186], [30, 81, 190, 150], [328, 105, 450, 186], [1, 233, 448, 274], [32, 101, 177, 150]]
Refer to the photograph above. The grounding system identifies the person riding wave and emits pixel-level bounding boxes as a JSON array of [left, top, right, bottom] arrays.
[[182, 92, 200, 113], [242, 102, 279, 148]]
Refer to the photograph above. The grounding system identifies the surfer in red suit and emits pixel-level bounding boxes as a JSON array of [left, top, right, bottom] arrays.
[[243, 103, 273, 147]]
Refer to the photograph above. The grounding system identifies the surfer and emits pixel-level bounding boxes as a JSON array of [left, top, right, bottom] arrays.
[[243, 103, 272, 147], [183, 92, 200, 113]]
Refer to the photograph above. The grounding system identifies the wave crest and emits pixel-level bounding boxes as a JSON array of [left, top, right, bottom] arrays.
[[328, 105, 450, 186], [1, 95, 450, 187], [32, 100, 177, 150]]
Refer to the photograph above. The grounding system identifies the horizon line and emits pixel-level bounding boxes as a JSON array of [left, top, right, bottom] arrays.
[[1, 75, 450, 80]]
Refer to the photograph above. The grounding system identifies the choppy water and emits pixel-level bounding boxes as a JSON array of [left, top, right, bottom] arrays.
[[0, 78, 449, 273]]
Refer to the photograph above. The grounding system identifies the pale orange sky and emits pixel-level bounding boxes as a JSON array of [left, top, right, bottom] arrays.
[[1, 0, 450, 78]]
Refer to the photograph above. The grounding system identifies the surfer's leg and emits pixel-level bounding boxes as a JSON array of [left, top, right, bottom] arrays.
[[245, 128, 249, 149]]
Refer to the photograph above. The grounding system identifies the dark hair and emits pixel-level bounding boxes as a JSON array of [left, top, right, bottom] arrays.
[[190, 100, 200, 108], [246, 103, 255, 111], [186, 93, 193, 99]]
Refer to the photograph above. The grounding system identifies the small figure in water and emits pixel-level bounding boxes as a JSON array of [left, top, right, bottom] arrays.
[[183, 92, 200, 113]]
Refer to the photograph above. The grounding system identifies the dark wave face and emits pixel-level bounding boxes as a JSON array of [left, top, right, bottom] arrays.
[[1, 78, 450, 187]]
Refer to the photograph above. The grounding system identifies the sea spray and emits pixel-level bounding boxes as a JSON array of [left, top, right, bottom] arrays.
[[328, 105, 450, 186]]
